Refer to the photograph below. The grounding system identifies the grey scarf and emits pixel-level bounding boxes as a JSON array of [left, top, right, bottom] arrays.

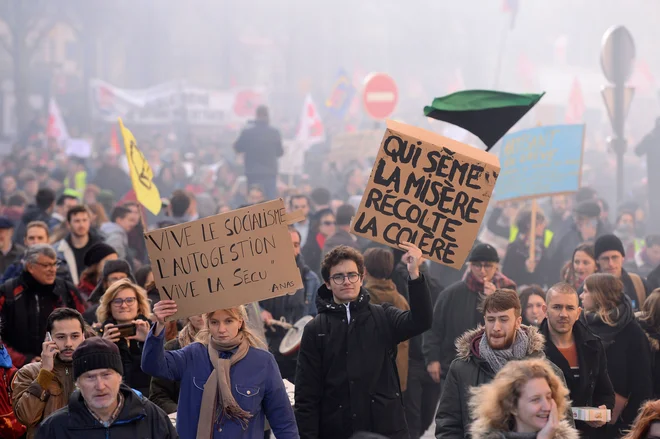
[[479, 328, 530, 373]]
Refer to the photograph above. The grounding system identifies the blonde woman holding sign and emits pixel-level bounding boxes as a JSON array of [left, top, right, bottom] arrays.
[[141, 300, 299, 439]]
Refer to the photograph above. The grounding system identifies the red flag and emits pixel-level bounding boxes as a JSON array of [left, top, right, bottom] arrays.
[[565, 77, 585, 123], [110, 124, 121, 155]]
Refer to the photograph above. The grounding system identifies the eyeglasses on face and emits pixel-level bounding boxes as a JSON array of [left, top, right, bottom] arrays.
[[330, 272, 360, 285], [472, 263, 495, 270], [34, 261, 61, 269], [111, 297, 137, 307], [321, 221, 336, 226]]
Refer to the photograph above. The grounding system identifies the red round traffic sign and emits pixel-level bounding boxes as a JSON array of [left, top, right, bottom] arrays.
[[362, 73, 398, 120]]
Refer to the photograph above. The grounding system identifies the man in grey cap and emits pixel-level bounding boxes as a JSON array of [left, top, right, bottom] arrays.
[[36, 337, 177, 438], [423, 243, 516, 388], [0, 216, 25, 275]]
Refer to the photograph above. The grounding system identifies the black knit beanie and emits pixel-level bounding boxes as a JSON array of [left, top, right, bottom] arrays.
[[83, 242, 118, 267], [72, 337, 123, 380], [594, 234, 625, 260]]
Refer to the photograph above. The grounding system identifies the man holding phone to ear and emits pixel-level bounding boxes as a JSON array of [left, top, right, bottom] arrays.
[[11, 308, 85, 439]]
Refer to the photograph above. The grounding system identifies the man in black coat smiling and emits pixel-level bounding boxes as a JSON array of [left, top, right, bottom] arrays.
[[294, 243, 432, 439]]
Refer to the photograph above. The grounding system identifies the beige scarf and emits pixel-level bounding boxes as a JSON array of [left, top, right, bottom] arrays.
[[196, 332, 252, 438]]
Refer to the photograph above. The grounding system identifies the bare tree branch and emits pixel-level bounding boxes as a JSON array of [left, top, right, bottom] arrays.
[[26, 19, 57, 60]]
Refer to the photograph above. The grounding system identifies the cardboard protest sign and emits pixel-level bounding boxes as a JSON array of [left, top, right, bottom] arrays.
[[144, 199, 303, 320], [494, 124, 585, 201], [351, 120, 500, 268], [329, 130, 382, 163]]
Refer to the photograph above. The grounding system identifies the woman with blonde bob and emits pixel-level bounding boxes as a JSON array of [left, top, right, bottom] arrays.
[[96, 278, 153, 396], [142, 299, 298, 439], [580, 273, 653, 431], [469, 358, 578, 439]]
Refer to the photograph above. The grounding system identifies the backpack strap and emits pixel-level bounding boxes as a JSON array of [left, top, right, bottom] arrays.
[[316, 313, 329, 379], [629, 273, 647, 309]]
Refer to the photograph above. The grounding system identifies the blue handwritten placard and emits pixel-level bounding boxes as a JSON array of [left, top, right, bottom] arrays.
[[494, 124, 584, 201]]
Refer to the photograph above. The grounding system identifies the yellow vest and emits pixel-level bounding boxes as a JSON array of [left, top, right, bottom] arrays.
[[509, 226, 554, 248]]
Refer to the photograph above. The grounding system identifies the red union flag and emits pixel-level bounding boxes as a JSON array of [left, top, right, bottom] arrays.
[[296, 94, 325, 143], [47, 98, 70, 146]]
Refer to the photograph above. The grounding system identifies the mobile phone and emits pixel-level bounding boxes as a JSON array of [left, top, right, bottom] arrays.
[[46, 332, 52, 342], [114, 323, 137, 338]]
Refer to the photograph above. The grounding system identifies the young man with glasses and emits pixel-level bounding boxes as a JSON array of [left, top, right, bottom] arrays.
[[0, 244, 84, 368], [295, 242, 432, 439], [423, 244, 516, 389]]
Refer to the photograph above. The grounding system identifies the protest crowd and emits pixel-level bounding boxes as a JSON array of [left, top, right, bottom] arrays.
[[2, 4, 660, 439]]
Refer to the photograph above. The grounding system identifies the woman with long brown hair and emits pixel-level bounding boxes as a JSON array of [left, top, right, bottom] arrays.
[[142, 300, 298, 438], [469, 358, 578, 439], [580, 273, 653, 434], [561, 243, 597, 290], [636, 289, 660, 398], [621, 400, 660, 439]]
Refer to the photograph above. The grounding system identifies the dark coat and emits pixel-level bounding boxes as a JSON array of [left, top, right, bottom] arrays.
[[99, 315, 152, 397], [422, 280, 483, 379], [35, 383, 178, 439], [501, 238, 552, 287], [636, 318, 660, 399], [435, 325, 568, 439], [302, 233, 323, 277], [148, 338, 181, 414], [647, 264, 660, 291], [0, 244, 24, 277], [233, 120, 283, 177], [294, 276, 432, 439], [539, 319, 615, 438], [0, 271, 84, 367], [580, 311, 653, 427]]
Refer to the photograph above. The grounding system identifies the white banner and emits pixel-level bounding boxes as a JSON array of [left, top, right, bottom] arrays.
[[90, 79, 266, 126]]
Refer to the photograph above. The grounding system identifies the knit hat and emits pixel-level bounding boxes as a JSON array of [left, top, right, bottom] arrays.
[[88, 259, 136, 304], [83, 242, 118, 267], [72, 337, 123, 380], [468, 243, 500, 263], [594, 234, 625, 259], [0, 216, 14, 229]]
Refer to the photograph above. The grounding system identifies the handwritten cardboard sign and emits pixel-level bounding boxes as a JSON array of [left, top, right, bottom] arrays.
[[351, 120, 500, 268], [144, 199, 303, 320]]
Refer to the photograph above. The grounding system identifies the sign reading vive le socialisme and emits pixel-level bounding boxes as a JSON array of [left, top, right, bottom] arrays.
[[144, 199, 303, 321]]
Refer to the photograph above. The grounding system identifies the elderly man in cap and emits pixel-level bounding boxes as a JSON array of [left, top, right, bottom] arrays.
[[423, 243, 516, 387], [592, 233, 649, 311], [0, 216, 25, 275], [35, 337, 177, 438]]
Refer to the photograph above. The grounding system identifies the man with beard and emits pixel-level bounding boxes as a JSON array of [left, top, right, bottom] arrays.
[[539, 282, 614, 438], [423, 244, 516, 389], [435, 289, 569, 439], [259, 227, 321, 381], [11, 308, 86, 439], [53, 206, 102, 286]]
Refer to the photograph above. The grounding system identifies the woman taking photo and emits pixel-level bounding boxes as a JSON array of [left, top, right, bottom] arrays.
[[469, 358, 578, 439], [561, 243, 597, 290], [636, 289, 660, 398], [142, 300, 298, 439], [96, 278, 153, 396], [580, 273, 653, 433]]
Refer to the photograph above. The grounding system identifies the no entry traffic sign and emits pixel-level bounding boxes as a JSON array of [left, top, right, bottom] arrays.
[[362, 73, 398, 120]]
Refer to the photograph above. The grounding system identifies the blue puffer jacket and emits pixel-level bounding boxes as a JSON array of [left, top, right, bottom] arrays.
[[142, 326, 299, 439]]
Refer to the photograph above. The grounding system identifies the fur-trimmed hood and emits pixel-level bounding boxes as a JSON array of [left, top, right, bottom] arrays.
[[471, 420, 579, 439], [455, 324, 546, 361]]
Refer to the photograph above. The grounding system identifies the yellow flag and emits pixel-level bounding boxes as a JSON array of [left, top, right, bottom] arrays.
[[118, 118, 162, 215]]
